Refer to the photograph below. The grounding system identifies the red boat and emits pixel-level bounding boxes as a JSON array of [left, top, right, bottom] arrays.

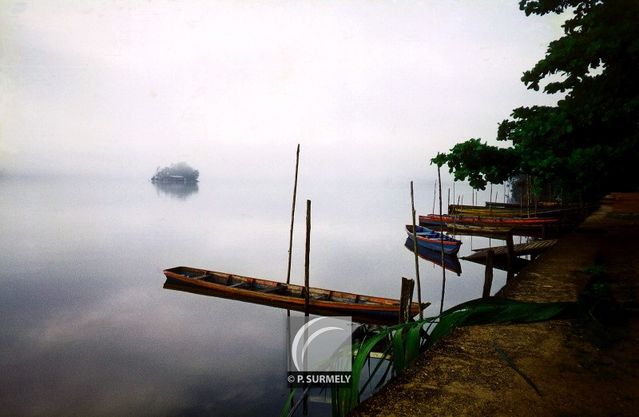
[[419, 214, 559, 228]]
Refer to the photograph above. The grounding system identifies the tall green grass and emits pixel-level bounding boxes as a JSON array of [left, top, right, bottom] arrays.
[[282, 296, 574, 417]]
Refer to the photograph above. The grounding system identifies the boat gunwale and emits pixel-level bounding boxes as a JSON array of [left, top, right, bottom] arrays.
[[163, 266, 423, 313], [405, 225, 462, 246], [419, 214, 560, 225]]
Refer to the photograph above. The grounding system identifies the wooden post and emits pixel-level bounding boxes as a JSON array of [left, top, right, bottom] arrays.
[[438, 166, 446, 314], [410, 181, 423, 320], [432, 179, 437, 214], [399, 277, 415, 324], [286, 144, 300, 285], [483, 249, 494, 298], [304, 200, 311, 316], [506, 230, 515, 281], [527, 175, 531, 218], [452, 182, 456, 210]]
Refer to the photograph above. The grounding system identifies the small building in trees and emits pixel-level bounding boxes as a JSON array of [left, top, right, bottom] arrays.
[[151, 162, 199, 183]]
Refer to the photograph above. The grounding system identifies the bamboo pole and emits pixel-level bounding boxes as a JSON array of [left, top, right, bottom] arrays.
[[410, 181, 423, 320], [286, 144, 300, 285], [452, 182, 456, 210], [432, 179, 437, 214], [437, 167, 446, 314], [304, 200, 311, 317], [527, 175, 531, 218]]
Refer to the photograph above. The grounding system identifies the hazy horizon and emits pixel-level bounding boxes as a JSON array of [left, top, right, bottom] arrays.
[[1, 0, 564, 183]]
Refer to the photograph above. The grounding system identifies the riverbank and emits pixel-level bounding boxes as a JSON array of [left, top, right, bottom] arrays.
[[353, 193, 639, 416]]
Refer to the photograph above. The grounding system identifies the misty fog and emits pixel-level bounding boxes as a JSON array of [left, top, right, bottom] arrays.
[[0, 0, 564, 184]]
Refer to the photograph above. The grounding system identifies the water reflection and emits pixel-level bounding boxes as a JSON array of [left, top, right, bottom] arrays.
[[152, 181, 199, 200], [403, 238, 462, 276], [0, 176, 509, 417]]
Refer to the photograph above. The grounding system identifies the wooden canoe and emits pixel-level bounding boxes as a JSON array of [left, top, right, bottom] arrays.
[[405, 225, 462, 255], [419, 214, 559, 228], [445, 223, 513, 235], [163, 266, 429, 323], [485, 201, 560, 209], [448, 204, 578, 219]]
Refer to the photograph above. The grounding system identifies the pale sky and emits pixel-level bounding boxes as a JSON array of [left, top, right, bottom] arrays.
[[0, 0, 564, 181]]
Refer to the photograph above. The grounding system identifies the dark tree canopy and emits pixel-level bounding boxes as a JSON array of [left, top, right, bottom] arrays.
[[432, 0, 639, 200]]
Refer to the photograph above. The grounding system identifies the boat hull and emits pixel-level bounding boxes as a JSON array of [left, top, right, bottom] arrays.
[[405, 225, 462, 255], [163, 266, 428, 324], [419, 214, 559, 229]]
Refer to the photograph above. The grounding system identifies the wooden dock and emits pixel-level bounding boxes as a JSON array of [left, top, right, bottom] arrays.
[[463, 239, 558, 262]]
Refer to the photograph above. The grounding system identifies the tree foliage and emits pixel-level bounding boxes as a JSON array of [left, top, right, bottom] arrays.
[[432, 0, 639, 200], [152, 162, 200, 182]]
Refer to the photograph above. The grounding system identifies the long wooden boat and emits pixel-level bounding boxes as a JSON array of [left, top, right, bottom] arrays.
[[448, 204, 578, 219], [448, 206, 559, 218], [403, 238, 462, 275], [163, 266, 429, 323], [485, 201, 560, 209], [405, 225, 462, 255], [445, 223, 513, 234], [419, 214, 559, 229]]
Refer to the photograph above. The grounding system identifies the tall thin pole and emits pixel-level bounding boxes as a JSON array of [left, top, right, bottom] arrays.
[[286, 144, 300, 285], [437, 167, 446, 314], [304, 200, 311, 317], [410, 181, 423, 320], [452, 182, 456, 210], [431, 179, 437, 214]]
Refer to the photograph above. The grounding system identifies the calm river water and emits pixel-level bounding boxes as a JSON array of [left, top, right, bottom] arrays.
[[0, 175, 506, 417]]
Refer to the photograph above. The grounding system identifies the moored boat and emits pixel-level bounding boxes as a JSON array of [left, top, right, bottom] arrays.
[[405, 225, 462, 255], [445, 223, 513, 235], [419, 214, 559, 229], [448, 204, 579, 219], [163, 266, 429, 323]]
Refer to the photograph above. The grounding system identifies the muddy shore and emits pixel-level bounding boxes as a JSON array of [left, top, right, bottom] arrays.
[[353, 193, 639, 417]]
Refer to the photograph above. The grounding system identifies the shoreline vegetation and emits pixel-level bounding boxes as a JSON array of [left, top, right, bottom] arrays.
[[431, 0, 638, 205], [151, 162, 199, 183]]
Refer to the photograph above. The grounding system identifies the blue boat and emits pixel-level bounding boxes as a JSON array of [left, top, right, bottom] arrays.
[[405, 225, 462, 255]]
